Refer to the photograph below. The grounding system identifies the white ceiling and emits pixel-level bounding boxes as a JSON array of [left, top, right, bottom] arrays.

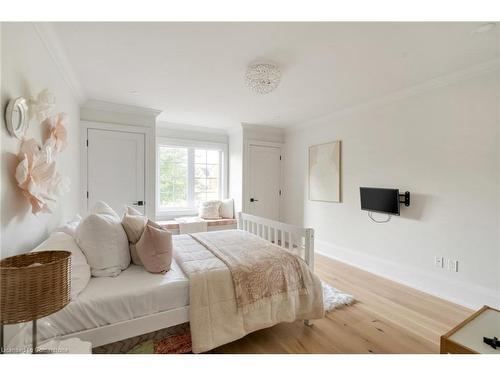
[[52, 22, 498, 129]]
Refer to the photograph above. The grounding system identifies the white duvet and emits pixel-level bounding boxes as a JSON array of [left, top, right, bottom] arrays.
[[174, 231, 324, 353]]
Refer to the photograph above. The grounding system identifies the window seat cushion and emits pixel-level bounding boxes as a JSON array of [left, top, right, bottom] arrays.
[[158, 218, 237, 231]]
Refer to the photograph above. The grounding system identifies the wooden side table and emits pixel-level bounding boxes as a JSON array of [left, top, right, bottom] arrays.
[[440, 305, 500, 354]]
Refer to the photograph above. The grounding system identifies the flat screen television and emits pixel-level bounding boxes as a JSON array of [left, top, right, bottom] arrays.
[[360, 187, 400, 215]]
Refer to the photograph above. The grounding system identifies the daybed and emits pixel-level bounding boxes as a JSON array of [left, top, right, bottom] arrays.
[[6, 213, 321, 353]]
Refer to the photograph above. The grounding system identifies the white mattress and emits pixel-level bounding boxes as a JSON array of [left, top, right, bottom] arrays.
[[8, 259, 189, 346]]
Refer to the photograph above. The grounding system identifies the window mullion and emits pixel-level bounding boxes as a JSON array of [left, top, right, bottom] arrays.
[[187, 148, 195, 209]]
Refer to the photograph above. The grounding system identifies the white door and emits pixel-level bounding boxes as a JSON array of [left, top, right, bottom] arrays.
[[87, 128, 145, 215], [248, 144, 281, 220]]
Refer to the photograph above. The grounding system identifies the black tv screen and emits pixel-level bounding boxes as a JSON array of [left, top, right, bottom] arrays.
[[360, 187, 400, 215]]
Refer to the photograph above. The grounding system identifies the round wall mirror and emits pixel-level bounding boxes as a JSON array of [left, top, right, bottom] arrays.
[[5, 97, 29, 140]]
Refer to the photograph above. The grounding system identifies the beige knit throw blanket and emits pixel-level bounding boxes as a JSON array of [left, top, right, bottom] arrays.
[[189, 230, 308, 312]]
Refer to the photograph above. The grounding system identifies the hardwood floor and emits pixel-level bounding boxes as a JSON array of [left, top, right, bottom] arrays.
[[213, 254, 472, 354]]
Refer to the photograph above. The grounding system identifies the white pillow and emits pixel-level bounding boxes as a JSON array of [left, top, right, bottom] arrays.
[[56, 214, 82, 238], [76, 201, 130, 277], [199, 200, 221, 220], [219, 199, 234, 219], [34, 232, 90, 300]]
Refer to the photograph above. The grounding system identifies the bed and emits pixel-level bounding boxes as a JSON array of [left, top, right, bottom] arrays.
[[7, 213, 320, 353]]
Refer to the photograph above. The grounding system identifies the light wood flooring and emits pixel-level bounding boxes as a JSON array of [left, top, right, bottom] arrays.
[[213, 254, 472, 354]]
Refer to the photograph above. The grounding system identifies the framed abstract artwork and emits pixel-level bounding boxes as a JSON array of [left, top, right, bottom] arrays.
[[308, 140, 341, 202]]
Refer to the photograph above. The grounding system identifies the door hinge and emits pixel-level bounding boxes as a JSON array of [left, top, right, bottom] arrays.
[[86, 139, 89, 147], [279, 155, 282, 160], [86, 191, 89, 199], [279, 189, 282, 196]]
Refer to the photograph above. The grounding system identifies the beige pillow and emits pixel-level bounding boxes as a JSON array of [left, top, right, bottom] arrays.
[[135, 220, 173, 274], [122, 213, 147, 244], [125, 205, 143, 216], [121, 208, 164, 265], [129, 243, 142, 266], [199, 200, 221, 219]]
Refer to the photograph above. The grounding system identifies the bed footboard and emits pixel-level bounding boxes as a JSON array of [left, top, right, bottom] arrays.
[[238, 212, 315, 271]]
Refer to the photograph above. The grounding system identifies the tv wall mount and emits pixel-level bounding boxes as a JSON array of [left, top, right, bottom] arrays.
[[367, 190, 410, 224], [399, 191, 411, 207]]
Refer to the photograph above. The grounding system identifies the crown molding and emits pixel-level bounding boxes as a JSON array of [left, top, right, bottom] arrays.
[[242, 123, 285, 134], [290, 57, 500, 131], [82, 99, 162, 118], [32, 23, 86, 104], [157, 121, 228, 135]]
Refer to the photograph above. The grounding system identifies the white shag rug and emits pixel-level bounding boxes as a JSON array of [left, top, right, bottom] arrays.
[[322, 280, 355, 312]]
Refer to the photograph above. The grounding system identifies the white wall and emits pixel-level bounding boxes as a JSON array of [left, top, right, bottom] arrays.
[[283, 70, 500, 309], [228, 126, 244, 213], [1, 23, 81, 258]]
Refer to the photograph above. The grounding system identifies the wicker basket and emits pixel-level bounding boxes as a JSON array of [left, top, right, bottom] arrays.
[[0, 251, 71, 325]]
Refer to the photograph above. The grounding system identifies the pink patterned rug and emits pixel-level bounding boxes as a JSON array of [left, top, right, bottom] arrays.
[[93, 323, 192, 354]]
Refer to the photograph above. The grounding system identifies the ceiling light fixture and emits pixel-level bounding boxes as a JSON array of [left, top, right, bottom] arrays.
[[245, 63, 281, 94]]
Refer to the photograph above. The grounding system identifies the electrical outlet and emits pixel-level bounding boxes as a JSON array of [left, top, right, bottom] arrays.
[[434, 256, 444, 268]]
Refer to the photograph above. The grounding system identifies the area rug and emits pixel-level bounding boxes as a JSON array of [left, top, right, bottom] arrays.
[[128, 328, 192, 354], [322, 280, 355, 312], [93, 323, 192, 354]]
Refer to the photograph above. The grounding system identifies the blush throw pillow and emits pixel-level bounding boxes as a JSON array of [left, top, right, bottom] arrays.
[[76, 201, 131, 277], [199, 200, 221, 219], [135, 220, 173, 274]]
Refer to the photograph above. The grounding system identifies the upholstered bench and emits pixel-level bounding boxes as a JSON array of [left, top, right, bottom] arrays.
[[157, 218, 238, 235]]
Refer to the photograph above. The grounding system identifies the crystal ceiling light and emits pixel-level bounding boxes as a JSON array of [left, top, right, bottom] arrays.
[[245, 63, 281, 94]]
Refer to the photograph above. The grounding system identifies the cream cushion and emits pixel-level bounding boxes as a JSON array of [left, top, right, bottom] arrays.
[[76, 201, 130, 277], [199, 200, 221, 219], [122, 213, 147, 244], [122, 213, 148, 265], [219, 199, 234, 219], [125, 205, 143, 216], [135, 220, 173, 274], [34, 232, 90, 299]]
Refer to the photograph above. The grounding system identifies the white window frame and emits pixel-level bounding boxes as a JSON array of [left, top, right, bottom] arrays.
[[156, 137, 228, 220]]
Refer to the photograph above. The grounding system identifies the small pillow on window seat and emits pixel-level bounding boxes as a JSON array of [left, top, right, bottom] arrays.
[[199, 200, 221, 220], [219, 198, 234, 219], [135, 220, 173, 274]]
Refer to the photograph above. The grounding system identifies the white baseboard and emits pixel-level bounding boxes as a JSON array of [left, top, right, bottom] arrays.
[[315, 240, 500, 310]]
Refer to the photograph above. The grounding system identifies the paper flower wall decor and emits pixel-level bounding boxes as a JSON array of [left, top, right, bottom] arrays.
[[29, 89, 56, 122], [15, 112, 70, 214], [15, 139, 70, 214], [43, 113, 68, 153]]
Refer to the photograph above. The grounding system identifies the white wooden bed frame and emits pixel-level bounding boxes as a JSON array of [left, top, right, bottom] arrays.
[[54, 213, 315, 348]]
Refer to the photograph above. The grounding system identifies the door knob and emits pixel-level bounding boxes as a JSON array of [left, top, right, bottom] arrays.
[[250, 198, 259, 202], [132, 200, 144, 206]]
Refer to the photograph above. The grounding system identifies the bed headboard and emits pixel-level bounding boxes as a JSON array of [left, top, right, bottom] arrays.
[[238, 212, 315, 270]]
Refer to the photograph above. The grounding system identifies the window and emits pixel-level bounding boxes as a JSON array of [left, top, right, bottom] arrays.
[[157, 140, 226, 213]]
